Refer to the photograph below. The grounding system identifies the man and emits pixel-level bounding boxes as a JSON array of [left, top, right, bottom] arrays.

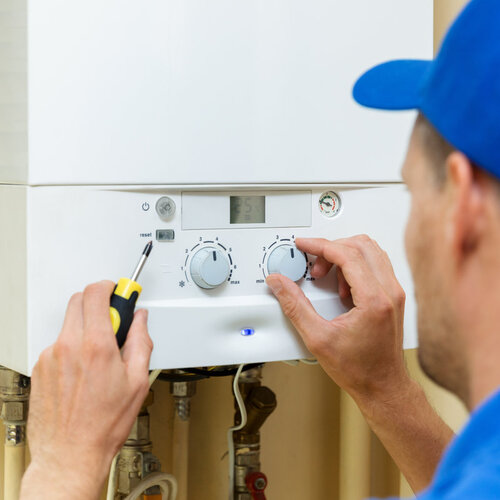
[[267, 0, 500, 497], [20, 0, 500, 498]]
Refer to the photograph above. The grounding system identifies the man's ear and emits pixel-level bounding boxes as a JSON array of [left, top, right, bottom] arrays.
[[444, 152, 485, 260]]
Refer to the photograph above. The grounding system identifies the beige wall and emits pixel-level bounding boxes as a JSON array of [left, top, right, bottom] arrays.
[[145, 351, 468, 500], [435, 1, 469, 51], [0, 2, 470, 499]]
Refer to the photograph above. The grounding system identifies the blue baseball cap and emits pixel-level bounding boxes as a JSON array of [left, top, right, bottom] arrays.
[[353, 0, 500, 179]]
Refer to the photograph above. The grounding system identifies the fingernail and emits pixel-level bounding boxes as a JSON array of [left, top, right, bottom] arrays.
[[266, 275, 282, 295]]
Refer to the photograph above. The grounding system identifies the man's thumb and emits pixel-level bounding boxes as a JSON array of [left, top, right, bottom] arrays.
[[266, 274, 327, 342]]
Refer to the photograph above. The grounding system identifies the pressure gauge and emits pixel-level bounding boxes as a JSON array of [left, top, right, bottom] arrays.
[[318, 191, 341, 218]]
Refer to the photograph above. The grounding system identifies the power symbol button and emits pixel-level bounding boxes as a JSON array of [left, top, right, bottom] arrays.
[[142, 202, 150, 212]]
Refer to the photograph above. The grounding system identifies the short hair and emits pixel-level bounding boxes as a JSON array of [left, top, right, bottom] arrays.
[[415, 113, 455, 186], [415, 114, 500, 199]]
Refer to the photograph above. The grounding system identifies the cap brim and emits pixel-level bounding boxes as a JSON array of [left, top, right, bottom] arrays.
[[352, 59, 432, 111]]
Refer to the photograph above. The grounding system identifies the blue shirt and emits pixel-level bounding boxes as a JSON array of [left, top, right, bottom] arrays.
[[385, 389, 500, 499]]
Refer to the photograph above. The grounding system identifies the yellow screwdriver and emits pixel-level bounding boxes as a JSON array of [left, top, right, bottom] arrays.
[[110, 241, 153, 348]]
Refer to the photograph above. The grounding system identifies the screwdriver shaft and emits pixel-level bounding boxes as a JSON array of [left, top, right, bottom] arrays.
[[130, 241, 153, 282]]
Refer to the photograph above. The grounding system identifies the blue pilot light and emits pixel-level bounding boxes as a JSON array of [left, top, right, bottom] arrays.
[[240, 328, 255, 337]]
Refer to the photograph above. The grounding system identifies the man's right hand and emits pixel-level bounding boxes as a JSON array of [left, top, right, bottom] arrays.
[[20, 280, 153, 500], [266, 235, 410, 406]]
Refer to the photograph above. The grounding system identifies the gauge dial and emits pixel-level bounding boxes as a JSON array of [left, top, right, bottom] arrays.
[[319, 191, 341, 218]]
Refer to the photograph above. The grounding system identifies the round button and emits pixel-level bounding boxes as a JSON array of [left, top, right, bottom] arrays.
[[156, 196, 176, 219], [267, 245, 307, 282], [190, 247, 230, 289]]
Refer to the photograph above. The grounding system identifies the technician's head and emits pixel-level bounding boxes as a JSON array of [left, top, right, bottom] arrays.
[[353, 0, 500, 408]]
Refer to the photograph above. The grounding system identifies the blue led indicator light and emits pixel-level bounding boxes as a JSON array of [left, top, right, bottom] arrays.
[[240, 328, 255, 337]]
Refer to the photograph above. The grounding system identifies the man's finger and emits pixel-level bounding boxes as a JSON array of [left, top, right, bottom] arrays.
[[339, 236, 404, 301], [337, 267, 354, 309], [82, 280, 116, 339], [122, 309, 153, 377], [295, 238, 387, 306], [295, 237, 332, 257], [310, 256, 334, 278], [266, 274, 331, 345], [59, 292, 84, 342]]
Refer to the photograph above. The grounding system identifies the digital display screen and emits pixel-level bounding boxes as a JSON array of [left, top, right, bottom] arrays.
[[230, 196, 265, 224]]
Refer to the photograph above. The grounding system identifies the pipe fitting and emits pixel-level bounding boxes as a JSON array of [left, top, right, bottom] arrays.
[[0, 367, 30, 446], [170, 381, 196, 421], [233, 368, 276, 500], [116, 390, 162, 498]]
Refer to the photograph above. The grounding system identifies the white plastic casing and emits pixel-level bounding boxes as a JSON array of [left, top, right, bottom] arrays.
[[0, 1, 432, 374], [0, 185, 416, 374], [1, 0, 432, 186]]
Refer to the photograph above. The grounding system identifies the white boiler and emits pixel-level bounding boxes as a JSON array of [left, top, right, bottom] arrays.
[[0, 0, 432, 374]]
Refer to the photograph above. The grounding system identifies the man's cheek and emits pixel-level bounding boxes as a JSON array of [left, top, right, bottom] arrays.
[[404, 211, 418, 270]]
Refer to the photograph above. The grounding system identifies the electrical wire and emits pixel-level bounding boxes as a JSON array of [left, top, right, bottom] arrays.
[[106, 369, 164, 500], [300, 358, 318, 365], [106, 455, 119, 500], [227, 364, 247, 500], [282, 358, 318, 366], [149, 368, 162, 386], [123, 472, 178, 500]]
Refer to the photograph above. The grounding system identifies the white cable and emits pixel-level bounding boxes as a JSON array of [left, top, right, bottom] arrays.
[[282, 359, 318, 366], [123, 472, 178, 500], [149, 368, 162, 386], [227, 363, 247, 500], [106, 454, 119, 500], [282, 360, 300, 366], [106, 369, 164, 500], [300, 358, 318, 365]]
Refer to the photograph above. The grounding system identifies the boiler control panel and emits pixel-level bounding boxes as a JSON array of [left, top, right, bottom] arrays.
[[8, 184, 415, 373], [146, 191, 316, 296]]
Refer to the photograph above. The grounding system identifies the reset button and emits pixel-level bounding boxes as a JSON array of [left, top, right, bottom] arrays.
[[156, 229, 175, 242]]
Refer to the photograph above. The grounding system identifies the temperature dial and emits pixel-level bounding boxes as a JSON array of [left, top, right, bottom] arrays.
[[190, 247, 230, 289], [267, 245, 307, 282]]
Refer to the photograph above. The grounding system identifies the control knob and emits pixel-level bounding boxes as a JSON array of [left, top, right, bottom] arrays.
[[190, 247, 230, 289], [267, 245, 307, 282]]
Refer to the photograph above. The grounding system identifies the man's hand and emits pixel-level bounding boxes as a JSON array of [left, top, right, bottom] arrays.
[[21, 280, 153, 500], [266, 235, 409, 405], [266, 236, 454, 492]]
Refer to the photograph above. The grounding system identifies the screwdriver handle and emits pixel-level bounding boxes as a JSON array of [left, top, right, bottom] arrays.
[[110, 278, 143, 348]]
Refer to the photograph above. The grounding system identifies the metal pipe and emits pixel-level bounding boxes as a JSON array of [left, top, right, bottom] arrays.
[[170, 380, 196, 500], [172, 417, 189, 500], [4, 442, 26, 500], [0, 367, 30, 500], [116, 390, 162, 499], [232, 367, 276, 500]]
